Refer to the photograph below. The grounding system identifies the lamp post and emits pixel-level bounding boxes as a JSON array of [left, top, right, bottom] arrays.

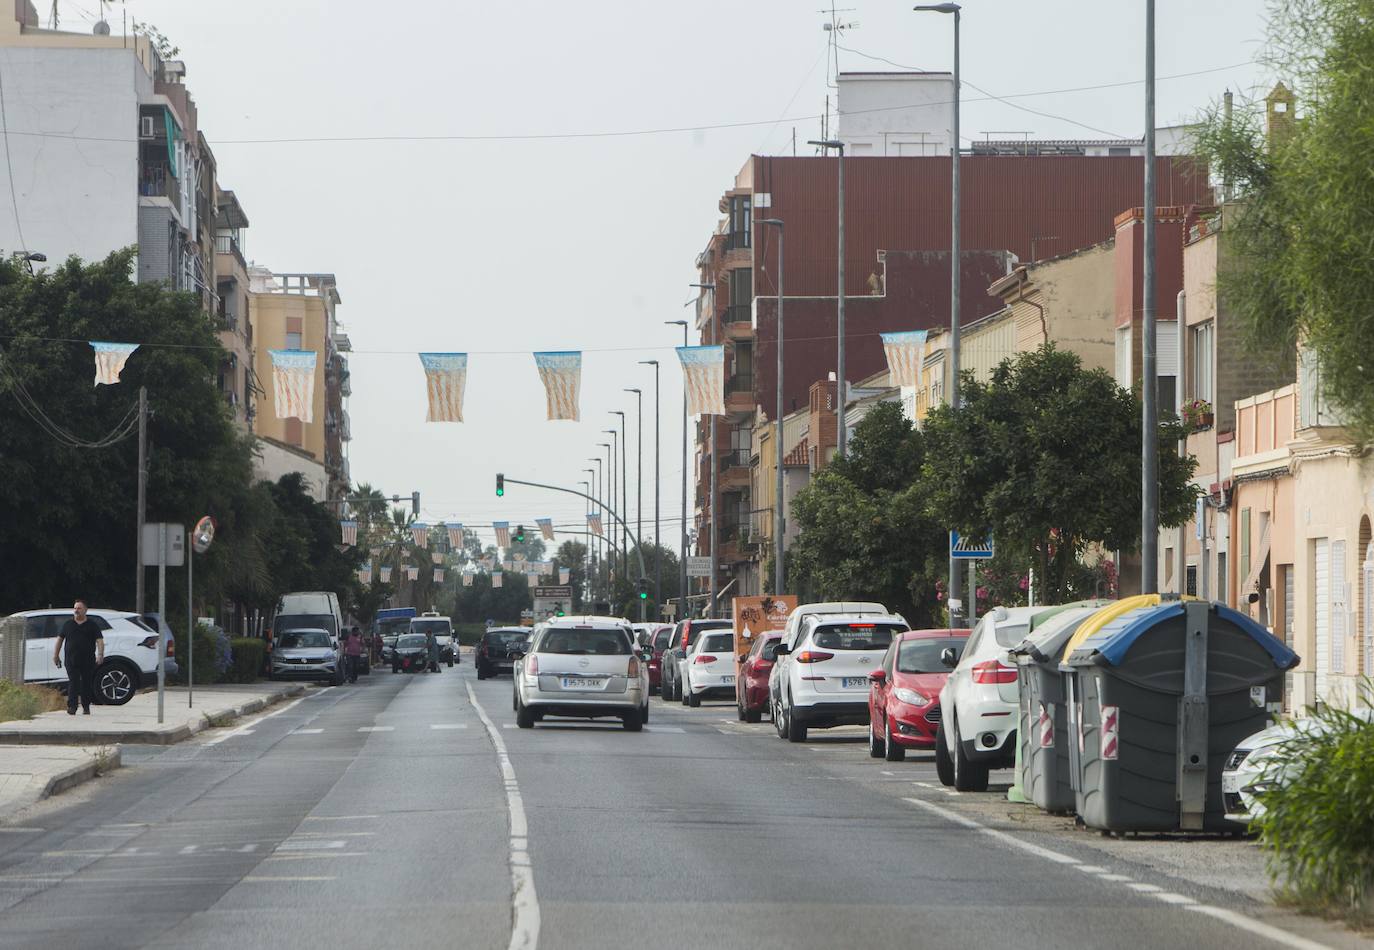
[[609, 410, 628, 578], [809, 139, 847, 457], [1140, 0, 1159, 593], [638, 360, 661, 611], [579, 478, 592, 605], [665, 319, 689, 617], [914, 1, 963, 625], [584, 465, 600, 599], [624, 388, 643, 600], [595, 450, 609, 594], [603, 428, 620, 581], [759, 218, 785, 596]]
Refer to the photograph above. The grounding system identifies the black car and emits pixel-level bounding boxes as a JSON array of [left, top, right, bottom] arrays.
[[476, 628, 530, 679], [391, 633, 431, 674]]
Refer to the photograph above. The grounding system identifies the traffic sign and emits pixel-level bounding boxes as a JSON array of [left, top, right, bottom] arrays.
[[142, 523, 185, 566], [950, 531, 993, 560], [687, 556, 713, 578]]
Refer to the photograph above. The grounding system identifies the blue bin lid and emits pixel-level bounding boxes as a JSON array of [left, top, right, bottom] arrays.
[[1066, 601, 1299, 669]]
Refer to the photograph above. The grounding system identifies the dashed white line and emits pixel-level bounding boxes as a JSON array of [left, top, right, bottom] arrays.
[[292, 729, 324, 735], [357, 726, 394, 733], [430, 723, 469, 730]]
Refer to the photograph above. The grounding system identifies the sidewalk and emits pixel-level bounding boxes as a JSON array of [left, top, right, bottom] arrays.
[[0, 746, 121, 816]]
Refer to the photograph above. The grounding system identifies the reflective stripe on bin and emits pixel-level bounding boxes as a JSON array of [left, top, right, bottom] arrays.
[[1100, 702, 1119, 760], [1037, 702, 1054, 748]]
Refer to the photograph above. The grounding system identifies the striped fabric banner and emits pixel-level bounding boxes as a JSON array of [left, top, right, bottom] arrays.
[[418, 352, 467, 423], [357, 561, 372, 585], [90, 341, 139, 386], [410, 523, 428, 547], [462, 571, 474, 587], [587, 512, 603, 536], [433, 568, 445, 583], [533, 351, 581, 421], [676, 345, 726, 416], [340, 520, 358, 546], [405, 564, 419, 582], [447, 523, 464, 549], [269, 349, 317, 421], [880, 330, 929, 388], [379, 565, 392, 584], [494, 521, 511, 548], [492, 571, 503, 589], [431, 551, 444, 565], [559, 568, 571, 585], [536, 518, 555, 541]]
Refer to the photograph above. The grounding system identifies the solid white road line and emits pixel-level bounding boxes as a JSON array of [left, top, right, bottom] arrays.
[[466, 681, 540, 950], [291, 729, 324, 735], [430, 723, 469, 730], [356, 726, 394, 733]]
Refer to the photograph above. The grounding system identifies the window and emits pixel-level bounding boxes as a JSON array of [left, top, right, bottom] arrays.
[[1280, 564, 1294, 646], [1217, 552, 1228, 605], [1115, 326, 1132, 388], [727, 267, 752, 323], [1239, 508, 1251, 595], [728, 195, 751, 249], [897, 637, 967, 674], [285, 331, 303, 350], [1185, 564, 1198, 597], [1331, 539, 1347, 673], [699, 633, 734, 653], [1191, 321, 1214, 403]]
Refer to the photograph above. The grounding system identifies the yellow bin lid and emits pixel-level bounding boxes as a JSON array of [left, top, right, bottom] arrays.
[[1057, 594, 1163, 662]]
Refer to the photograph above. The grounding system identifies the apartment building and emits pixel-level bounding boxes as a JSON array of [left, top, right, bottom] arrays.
[[214, 190, 255, 429]]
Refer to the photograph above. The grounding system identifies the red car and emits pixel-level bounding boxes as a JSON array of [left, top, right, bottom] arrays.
[[735, 631, 782, 723], [868, 629, 968, 761], [641, 624, 674, 693]]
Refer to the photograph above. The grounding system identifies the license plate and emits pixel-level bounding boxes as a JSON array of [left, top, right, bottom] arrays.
[[560, 677, 607, 690], [842, 677, 869, 689], [1221, 772, 1246, 794], [721, 675, 735, 684]]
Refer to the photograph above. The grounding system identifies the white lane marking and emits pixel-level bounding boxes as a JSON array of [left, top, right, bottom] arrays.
[[243, 876, 336, 882], [0, 828, 44, 834], [466, 681, 540, 950], [430, 723, 469, 730], [276, 839, 346, 852], [303, 815, 377, 821], [903, 797, 1334, 949], [1076, 865, 1109, 874], [1100, 874, 1135, 882], [502, 723, 517, 729], [643, 726, 684, 733], [357, 726, 394, 733], [292, 728, 323, 735]]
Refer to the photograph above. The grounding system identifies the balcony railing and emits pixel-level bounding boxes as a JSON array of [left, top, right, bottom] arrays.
[[138, 162, 180, 214], [718, 449, 750, 471], [726, 373, 754, 394], [725, 304, 751, 325]]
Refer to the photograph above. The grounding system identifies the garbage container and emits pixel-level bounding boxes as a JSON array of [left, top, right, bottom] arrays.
[[1063, 599, 1297, 832], [1011, 600, 1113, 813]]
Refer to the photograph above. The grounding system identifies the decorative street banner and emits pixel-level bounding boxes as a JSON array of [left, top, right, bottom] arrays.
[[676, 345, 726, 416], [494, 521, 511, 547], [880, 330, 929, 388], [379, 565, 392, 583], [410, 523, 428, 547], [559, 568, 571, 585], [357, 561, 372, 585], [433, 568, 445, 583], [90, 341, 139, 386], [588, 512, 603, 536], [462, 571, 474, 587], [340, 520, 358, 546], [533, 351, 582, 420], [447, 523, 464, 549], [492, 571, 504, 588], [405, 564, 419, 582], [268, 349, 317, 421], [536, 518, 555, 541], [431, 551, 444, 565], [418, 352, 467, 423]]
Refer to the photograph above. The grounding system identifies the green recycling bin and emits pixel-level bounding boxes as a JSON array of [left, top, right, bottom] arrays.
[[1063, 599, 1297, 832]]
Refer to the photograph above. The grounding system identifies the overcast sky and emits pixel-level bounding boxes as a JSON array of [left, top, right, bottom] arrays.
[[78, 0, 1272, 549]]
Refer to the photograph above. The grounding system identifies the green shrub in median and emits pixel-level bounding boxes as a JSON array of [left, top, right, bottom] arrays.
[[226, 639, 266, 683], [0, 680, 66, 721], [1254, 698, 1374, 926], [171, 623, 232, 685]]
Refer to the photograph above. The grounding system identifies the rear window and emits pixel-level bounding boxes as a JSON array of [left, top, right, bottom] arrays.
[[279, 630, 331, 649], [685, 620, 731, 647], [810, 623, 901, 651], [277, 614, 338, 636], [897, 637, 967, 674], [412, 620, 452, 635], [653, 629, 672, 651], [538, 627, 631, 656], [485, 631, 528, 646], [699, 633, 734, 653], [994, 623, 1030, 648]]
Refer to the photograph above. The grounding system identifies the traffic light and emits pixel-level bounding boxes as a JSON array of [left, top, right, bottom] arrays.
[[495, 474, 504, 497], [637, 577, 649, 600], [514, 524, 526, 543], [411, 491, 420, 516], [554, 602, 565, 617]]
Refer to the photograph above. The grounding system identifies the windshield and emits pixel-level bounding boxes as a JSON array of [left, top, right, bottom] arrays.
[[376, 617, 412, 636], [810, 623, 900, 651], [653, 629, 672, 651], [760, 638, 782, 661], [279, 630, 331, 649], [699, 633, 734, 653], [897, 637, 968, 674], [538, 628, 631, 656], [397, 634, 427, 648], [411, 620, 451, 635], [277, 614, 338, 636]]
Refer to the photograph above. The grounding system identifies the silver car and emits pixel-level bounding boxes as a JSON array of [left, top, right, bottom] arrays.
[[270, 627, 343, 685], [512, 618, 649, 731]]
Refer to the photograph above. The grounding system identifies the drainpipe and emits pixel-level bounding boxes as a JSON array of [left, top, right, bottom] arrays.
[[1177, 290, 1187, 594]]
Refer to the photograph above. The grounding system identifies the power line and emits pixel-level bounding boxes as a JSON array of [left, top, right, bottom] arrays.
[[0, 54, 28, 255]]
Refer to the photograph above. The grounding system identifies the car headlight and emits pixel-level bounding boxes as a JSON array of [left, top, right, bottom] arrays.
[[893, 687, 930, 707]]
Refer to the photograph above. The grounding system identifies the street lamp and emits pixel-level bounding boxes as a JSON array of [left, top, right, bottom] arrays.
[[1140, 0, 1160, 593], [609, 410, 628, 577], [592, 454, 606, 595], [759, 218, 785, 597], [665, 318, 689, 617], [810, 139, 848, 457], [688, 283, 718, 617], [624, 389, 643, 600], [915, 0, 964, 626], [579, 478, 592, 604], [638, 360, 661, 610]]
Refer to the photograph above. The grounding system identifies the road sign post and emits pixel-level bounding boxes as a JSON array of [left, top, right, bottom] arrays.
[[686, 556, 712, 578], [142, 523, 184, 724], [949, 531, 994, 560]]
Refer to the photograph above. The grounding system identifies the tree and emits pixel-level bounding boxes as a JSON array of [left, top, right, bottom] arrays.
[[921, 345, 1197, 603], [1191, 0, 1374, 439], [554, 540, 588, 611]]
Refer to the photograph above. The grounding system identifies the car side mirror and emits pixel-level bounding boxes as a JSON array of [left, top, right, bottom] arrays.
[[511, 651, 524, 661], [869, 669, 886, 683], [640, 648, 653, 661], [940, 647, 957, 668], [774, 644, 790, 656]]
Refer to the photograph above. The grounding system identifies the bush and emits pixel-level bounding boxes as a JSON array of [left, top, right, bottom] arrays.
[[226, 638, 265, 683], [172, 623, 232, 685], [0, 679, 65, 721], [1255, 698, 1374, 925]]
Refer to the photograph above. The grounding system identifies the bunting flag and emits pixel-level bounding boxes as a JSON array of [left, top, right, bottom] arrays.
[[433, 568, 445, 583], [588, 512, 603, 536], [431, 551, 444, 565], [447, 523, 464, 549], [494, 521, 511, 547], [357, 560, 372, 584], [268, 349, 317, 421], [410, 523, 428, 547], [536, 517, 555, 541], [462, 571, 474, 587], [559, 568, 571, 585], [418, 352, 468, 423], [406, 564, 419, 581], [379, 565, 392, 584], [340, 520, 358, 546], [533, 351, 582, 420], [492, 571, 503, 588], [676, 345, 726, 416], [90, 341, 139, 386], [880, 330, 929, 388]]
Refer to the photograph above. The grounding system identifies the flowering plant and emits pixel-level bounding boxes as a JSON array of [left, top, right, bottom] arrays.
[[1181, 398, 1214, 430]]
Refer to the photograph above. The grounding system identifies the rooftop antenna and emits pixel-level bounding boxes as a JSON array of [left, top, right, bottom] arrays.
[[48, 0, 59, 30], [820, 3, 859, 144]]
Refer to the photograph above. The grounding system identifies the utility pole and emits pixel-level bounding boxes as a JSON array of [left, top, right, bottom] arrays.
[[760, 219, 785, 596], [639, 361, 661, 611], [666, 319, 689, 618], [709, 414, 718, 618], [810, 139, 848, 455], [135, 386, 147, 615], [1141, 0, 1160, 593]]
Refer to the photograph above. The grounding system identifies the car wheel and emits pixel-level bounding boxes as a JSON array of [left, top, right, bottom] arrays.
[[622, 707, 643, 732], [774, 697, 788, 738], [687, 689, 700, 708], [951, 718, 989, 792], [477, 666, 487, 680], [785, 696, 807, 743], [744, 704, 762, 724], [447, 659, 454, 668], [516, 703, 536, 729], [935, 721, 955, 786], [680, 682, 690, 706], [737, 700, 747, 722], [884, 716, 906, 763], [641, 701, 649, 725], [869, 717, 885, 758], [95, 661, 138, 705]]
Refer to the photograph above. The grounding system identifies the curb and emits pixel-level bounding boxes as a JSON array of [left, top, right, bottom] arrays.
[[38, 746, 122, 800]]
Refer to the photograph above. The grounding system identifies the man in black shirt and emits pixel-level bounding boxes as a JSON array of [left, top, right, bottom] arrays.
[[53, 600, 104, 715]]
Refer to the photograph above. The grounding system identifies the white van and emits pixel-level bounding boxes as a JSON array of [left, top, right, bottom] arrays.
[[410, 612, 456, 667]]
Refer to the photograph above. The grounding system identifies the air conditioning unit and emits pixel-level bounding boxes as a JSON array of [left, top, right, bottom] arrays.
[[139, 116, 156, 139]]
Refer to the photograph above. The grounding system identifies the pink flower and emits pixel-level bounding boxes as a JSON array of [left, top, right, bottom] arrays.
[[1018, 576, 1029, 591], [936, 592, 945, 602], [976, 586, 989, 600]]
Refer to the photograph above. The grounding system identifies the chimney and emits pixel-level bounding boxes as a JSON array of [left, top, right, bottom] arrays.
[[1265, 82, 1296, 148], [808, 379, 838, 472]]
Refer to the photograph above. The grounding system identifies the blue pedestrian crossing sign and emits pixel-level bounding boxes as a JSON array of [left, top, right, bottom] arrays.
[[950, 531, 994, 559]]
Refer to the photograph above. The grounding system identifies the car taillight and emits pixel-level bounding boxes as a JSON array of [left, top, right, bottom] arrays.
[[166, 638, 174, 657], [527, 655, 539, 675], [627, 657, 640, 677], [795, 650, 834, 664], [694, 655, 717, 664], [971, 659, 1018, 684]]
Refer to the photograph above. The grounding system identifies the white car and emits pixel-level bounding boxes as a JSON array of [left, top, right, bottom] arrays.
[[768, 602, 889, 714], [772, 613, 907, 742], [682, 629, 737, 707], [16, 608, 162, 705], [936, 605, 1039, 791], [512, 617, 649, 731]]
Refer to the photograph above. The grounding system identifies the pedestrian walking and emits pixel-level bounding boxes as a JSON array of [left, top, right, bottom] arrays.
[[344, 627, 364, 683], [426, 630, 440, 673], [53, 599, 103, 715]]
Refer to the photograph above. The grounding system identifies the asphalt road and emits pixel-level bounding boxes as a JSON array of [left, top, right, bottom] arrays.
[[0, 661, 1359, 950]]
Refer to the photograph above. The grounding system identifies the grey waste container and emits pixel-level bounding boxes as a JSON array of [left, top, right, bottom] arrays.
[[0, 615, 23, 685], [1011, 601, 1112, 814], [1063, 599, 1297, 832]]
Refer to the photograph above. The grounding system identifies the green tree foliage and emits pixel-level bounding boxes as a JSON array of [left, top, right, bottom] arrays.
[[555, 540, 588, 611], [1191, 0, 1374, 438], [788, 402, 948, 626], [921, 346, 1197, 603]]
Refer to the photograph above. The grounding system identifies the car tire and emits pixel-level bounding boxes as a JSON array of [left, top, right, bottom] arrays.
[[785, 697, 807, 743], [516, 703, 536, 729], [447, 658, 454, 668], [951, 718, 989, 792], [884, 716, 906, 763], [687, 690, 700, 708], [622, 708, 643, 732], [95, 660, 139, 706], [743, 704, 762, 724], [935, 721, 955, 786], [736, 700, 747, 722], [680, 682, 690, 706], [641, 701, 649, 725], [869, 718, 885, 758], [476, 665, 487, 680]]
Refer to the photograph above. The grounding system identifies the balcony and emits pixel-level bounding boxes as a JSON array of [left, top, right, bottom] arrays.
[[725, 230, 751, 251], [214, 232, 247, 271], [340, 369, 352, 398], [138, 161, 181, 215], [719, 449, 750, 490], [726, 374, 755, 413]]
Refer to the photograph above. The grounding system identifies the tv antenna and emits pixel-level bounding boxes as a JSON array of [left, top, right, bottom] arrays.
[[819, 3, 859, 141]]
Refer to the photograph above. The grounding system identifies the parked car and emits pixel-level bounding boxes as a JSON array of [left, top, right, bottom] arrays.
[[769, 603, 895, 734], [381, 635, 400, 663], [660, 618, 732, 702], [270, 591, 343, 674], [391, 633, 430, 674], [771, 614, 907, 742], [270, 627, 344, 684], [736, 631, 782, 723], [476, 627, 530, 679], [681, 629, 737, 707], [868, 629, 967, 761], [642, 624, 674, 694], [512, 617, 649, 731], [139, 612, 179, 679], [936, 605, 1039, 791], [17, 608, 162, 705], [410, 613, 456, 666]]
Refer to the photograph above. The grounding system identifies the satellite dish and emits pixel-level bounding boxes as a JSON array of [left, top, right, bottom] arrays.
[[192, 515, 216, 554], [93, 20, 111, 35]]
